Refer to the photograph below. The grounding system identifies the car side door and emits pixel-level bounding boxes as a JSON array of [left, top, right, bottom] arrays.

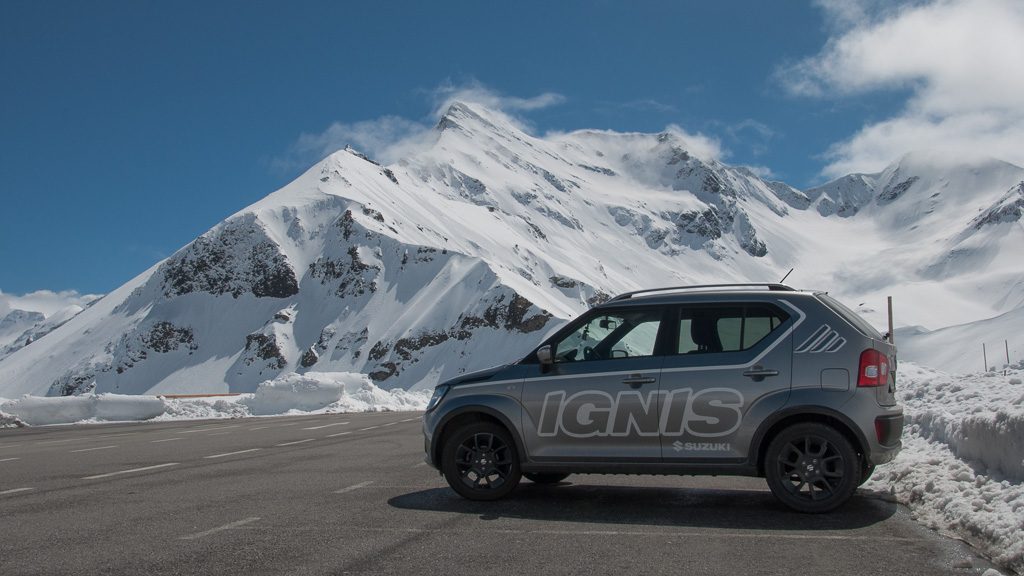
[[658, 302, 795, 462], [520, 306, 669, 462]]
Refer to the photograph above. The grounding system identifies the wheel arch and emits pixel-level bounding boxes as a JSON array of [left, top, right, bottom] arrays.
[[431, 404, 525, 469], [749, 406, 869, 476]]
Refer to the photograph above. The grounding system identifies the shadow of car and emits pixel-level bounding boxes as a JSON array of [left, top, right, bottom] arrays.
[[389, 482, 897, 531]]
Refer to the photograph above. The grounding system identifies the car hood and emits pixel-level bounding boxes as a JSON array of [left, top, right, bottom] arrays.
[[441, 364, 512, 388]]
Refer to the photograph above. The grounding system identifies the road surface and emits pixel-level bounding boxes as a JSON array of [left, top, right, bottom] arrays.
[[0, 412, 1000, 575]]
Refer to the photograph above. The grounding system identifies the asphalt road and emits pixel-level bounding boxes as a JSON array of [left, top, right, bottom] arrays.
[[0, 413, 1001, 576]]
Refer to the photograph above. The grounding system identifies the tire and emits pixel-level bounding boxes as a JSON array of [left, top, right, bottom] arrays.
[[764, 423, 861, 513], [859, 462, 876, 486], [441, 421, 521, 501], [524, 472, 570, 484]]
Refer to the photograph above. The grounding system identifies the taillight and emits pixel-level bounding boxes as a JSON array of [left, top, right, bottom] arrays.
[[858, 349, 889, 387]]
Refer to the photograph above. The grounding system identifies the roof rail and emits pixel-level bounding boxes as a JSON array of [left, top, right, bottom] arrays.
[[607, 283, 796, 303]]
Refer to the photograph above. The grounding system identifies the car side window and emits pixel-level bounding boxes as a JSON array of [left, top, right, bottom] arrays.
[[554, 309, 662, 363], [677, 305, 787, 354]]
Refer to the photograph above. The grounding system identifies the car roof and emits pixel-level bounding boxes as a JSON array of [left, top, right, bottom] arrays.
[[594, 285, 822, 308]]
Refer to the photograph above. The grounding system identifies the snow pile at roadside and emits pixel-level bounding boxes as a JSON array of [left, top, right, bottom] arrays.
[[0, 393, 165, 425], [241, 372, 430, 415], [0, 404, 27, 428], [0, 372, 430, 425], [865, 362, 1024, 573]]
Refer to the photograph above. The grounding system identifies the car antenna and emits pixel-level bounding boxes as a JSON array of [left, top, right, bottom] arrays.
[[779, 268, 794, 283]]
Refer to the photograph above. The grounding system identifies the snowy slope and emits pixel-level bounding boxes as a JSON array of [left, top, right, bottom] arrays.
[[0, 298, 100, 363], [896, 306, 1024, 374], [1, 102, 1022, 396]]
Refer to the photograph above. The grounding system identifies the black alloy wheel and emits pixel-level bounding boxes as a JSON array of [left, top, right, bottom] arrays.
[[442, 422, 521, 500], [764, 423, 860, 513]]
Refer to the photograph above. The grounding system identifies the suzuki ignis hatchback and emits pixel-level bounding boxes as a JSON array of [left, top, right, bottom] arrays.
[[422, 284, 902, 513]]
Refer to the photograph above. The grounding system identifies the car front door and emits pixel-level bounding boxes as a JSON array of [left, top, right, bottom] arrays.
[[521, 307, 668, 462], [658, 302, 795, 462]]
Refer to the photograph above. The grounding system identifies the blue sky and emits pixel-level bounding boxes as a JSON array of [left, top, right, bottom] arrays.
[[2, 0, 1022, 297]]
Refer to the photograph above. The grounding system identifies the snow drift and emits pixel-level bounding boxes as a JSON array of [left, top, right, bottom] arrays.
[[867, 362, 1024, 572], [0, 372, 429, 426]]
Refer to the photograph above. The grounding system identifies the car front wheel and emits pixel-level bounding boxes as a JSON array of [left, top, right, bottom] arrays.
[[441, 421, 521, 501]]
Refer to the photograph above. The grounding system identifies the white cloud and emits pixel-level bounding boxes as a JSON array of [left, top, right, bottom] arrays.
[[781, 0, 1024, 177], [276, 82, 566, 169], [663, 124, 725, 163], [284, 115, 430, 168], [431, 81, 565, 115], [0, 290, 102, 318]]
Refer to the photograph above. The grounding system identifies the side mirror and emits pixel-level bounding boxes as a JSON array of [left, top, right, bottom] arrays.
[[536, 345, 554, 372]]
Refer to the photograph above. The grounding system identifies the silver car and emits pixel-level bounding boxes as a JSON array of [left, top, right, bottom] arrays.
[[422, 284, 902, 513]]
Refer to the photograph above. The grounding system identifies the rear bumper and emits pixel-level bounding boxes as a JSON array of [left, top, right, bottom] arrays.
[[869, 413, 904, 465]]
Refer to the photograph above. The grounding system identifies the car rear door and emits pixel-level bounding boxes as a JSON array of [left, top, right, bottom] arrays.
[[658, 302, 795, 462]]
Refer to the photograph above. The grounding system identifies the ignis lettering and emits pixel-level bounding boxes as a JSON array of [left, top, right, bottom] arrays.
[[537, 388, 743, 438]]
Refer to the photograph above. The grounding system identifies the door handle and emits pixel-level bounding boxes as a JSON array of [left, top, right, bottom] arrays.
[[622, 374, 656, 388], [742, 366, 779, 382]]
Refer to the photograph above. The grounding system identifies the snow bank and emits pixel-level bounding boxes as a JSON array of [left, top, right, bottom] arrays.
[[866, 362, 1024, 572], [0, 394, 165, 426], [242, 372, 430, 415], [0, 372, 429, 426], [0, 410, 27, 428]]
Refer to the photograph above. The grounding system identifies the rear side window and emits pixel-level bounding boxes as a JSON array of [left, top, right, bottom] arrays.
[[677, 305, 788, 354], [816, 294, 883, 339]]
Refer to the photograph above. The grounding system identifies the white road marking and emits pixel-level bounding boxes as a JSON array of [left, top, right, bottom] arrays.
[[333, 481, 374, 494], [207, 431, 234, 436], [302, 421, 350, 430], [248, 422, 299, 431], [0, 457, 20, 463], [180, 425, 240, 434], [275, 439, 314, 447], [0, 444, 20, 449], [326, 431, 351, 438], [358, 426, 380, 431], [412, 462, 428, 468], [70, 445, 117, 453], [382, 422, 397, 427], [204, 448, 261, 459], [0, 487, 34, 496], [152, 437, 185, 443], [400, 418, 421, 423], [36, 438, 79, 445], [178, 517, 260, 541], [82, 462, 179, 480]]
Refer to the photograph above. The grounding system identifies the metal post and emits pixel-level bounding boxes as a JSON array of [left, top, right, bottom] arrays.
[[983, 343, 988, 372], [1007, 340, 1012, 375], [887, 296, 894, 345]]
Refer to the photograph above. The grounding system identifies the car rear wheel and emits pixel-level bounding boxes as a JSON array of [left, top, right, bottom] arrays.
[[441, 421, 521, 501], [524, 472, 570, 484], [764, 423, 860, 513]]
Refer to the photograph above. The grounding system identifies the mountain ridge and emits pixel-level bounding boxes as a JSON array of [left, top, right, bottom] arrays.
[[2, 101, 1022, 395]]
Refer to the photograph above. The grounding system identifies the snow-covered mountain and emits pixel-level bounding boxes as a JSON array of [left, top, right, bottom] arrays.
[[1, 102, 1022, 396], [0, 295, 100, 363]]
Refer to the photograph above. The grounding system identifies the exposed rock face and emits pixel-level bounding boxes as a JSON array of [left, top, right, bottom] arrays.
[[970, 182, 1024, 229], [309, 245, 379, 298], [243, 333, 287, 371], [160, 219, 298, 299]]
